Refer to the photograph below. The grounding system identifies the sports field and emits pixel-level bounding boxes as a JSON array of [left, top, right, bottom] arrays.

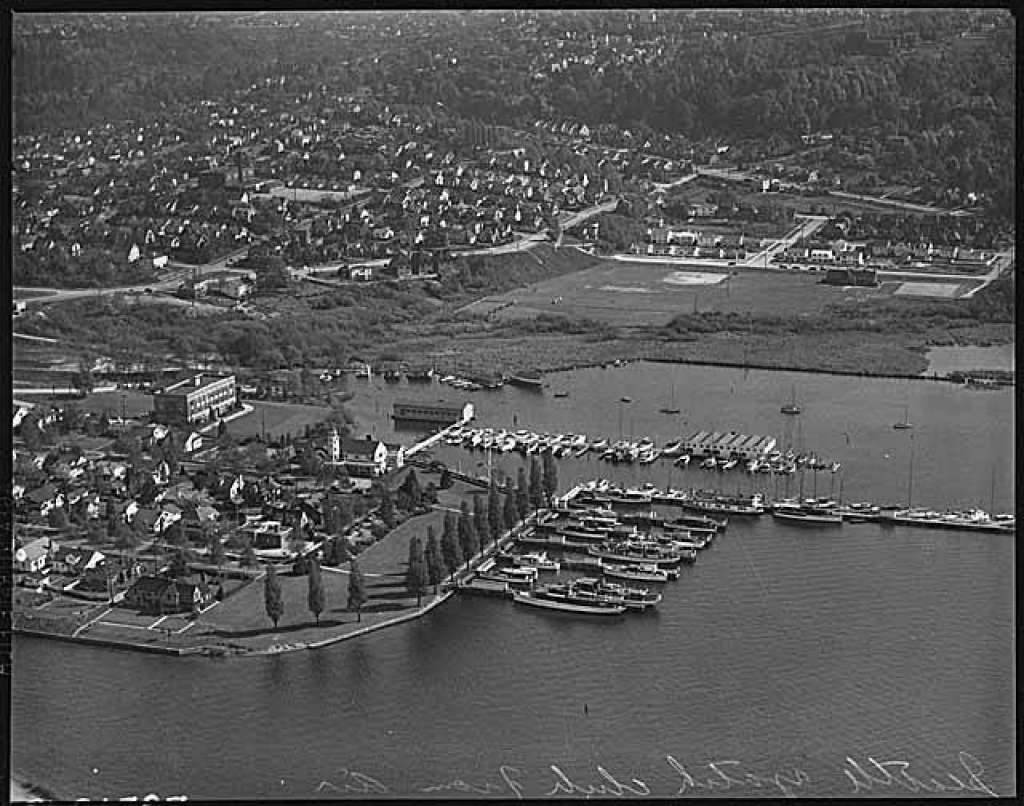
[[480, 261, 886, 327], [892, 281, 968, 299]]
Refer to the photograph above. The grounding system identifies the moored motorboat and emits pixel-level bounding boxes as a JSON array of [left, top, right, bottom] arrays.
[[602, 562, 678, 583], [770, 502, 843, 525], [571, 577, 662, 611], [513, 591, 626, 615], [587, 541, 690, 567], [513, 552, 561, 572], [681, 492, 765, 516]]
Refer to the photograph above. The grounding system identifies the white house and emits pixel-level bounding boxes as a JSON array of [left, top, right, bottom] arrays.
[[339, 437, 389, 477], [183, 431, 204, 454], [385, 443, 406, 472], [153, 503, 183, 534], [15, 538, 51, 573], [13, 401, 34, 428]]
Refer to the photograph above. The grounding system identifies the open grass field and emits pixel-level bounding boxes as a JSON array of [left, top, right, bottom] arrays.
[[481, 261, 887, 327], [78, 389, 155, 417], [227, 399, 332, 440], [892, 281, 969, 299]]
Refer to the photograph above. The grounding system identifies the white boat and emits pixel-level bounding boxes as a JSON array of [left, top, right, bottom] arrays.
[[513, 591, 626, 616], [662, 440, 684, 457], [571, 578, 662, 611], [722, 458, 738, 471], [514, 552, 560, 573], [674, 454, 691, 467], [602, 563, 677, 583]]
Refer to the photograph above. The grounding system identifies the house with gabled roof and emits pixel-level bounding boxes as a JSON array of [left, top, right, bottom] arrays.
[[15, 537, 52, 573], [24, 484, 64, 517], [50, 545, 106, 577], [123, 575, 213, 614]]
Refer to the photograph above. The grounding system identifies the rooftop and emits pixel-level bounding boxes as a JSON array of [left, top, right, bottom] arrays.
[[158, 373, 235, 397]]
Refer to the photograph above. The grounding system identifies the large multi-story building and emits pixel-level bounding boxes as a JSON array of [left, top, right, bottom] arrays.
[[153, 373, 237, 425]]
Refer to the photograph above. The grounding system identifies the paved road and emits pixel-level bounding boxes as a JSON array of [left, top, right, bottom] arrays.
[[652, 173, 699, 192], [696, 166, 756, 184], [827, 190, 971, 217], [956, 248, 1013, 299], [741, 215, 830, 268], [15, 245, 256, 306]]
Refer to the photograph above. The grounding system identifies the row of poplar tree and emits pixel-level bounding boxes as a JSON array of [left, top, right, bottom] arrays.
[[261, 453, 558, 628]]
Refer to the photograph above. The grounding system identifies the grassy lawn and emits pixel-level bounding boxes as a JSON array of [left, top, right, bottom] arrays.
[[76, 389, 155, 418], [18, 470, 493, 655], [170, 473, 485, 652], [101, 608, 163, 628], [485, 261, 885, 327], [227, 400, 332, 440], [190, 562, 428, 651]]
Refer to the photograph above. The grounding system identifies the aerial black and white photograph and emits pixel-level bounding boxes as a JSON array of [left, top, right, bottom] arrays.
[[8, 8, 1015, 801]]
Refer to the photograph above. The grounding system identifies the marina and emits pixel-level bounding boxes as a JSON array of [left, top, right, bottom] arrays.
[[14, 359, 1016, 799], [440, 423, 842, 475]]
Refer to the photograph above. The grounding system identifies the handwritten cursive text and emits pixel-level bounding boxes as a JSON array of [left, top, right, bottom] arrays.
[[843, 751, 997, 797], [666, 755, 811, 798]]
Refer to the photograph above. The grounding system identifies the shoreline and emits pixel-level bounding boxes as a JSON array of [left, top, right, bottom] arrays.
[[548, 355, 1015, 385], [12, 589, 460, 660], [11, 774, 60, 803]]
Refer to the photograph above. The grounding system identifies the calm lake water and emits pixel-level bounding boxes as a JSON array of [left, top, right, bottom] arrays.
[[13, 363, 1015, 799]]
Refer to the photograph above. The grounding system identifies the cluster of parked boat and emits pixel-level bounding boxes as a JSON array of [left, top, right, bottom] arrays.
[[514, 578, 662, 616], [443, 426, 841, 474], [687, 451, 841, 475], [473, 472, 1013, 621], [445, 426, 595, 457], [571, 480, 1015, 533], [575, 480, 767, 516], [470, 492, 732, 616]]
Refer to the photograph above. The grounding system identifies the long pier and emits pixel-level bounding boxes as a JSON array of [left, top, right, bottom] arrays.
[[565, 481, 1014, 535], [405, 415, 474, 459]]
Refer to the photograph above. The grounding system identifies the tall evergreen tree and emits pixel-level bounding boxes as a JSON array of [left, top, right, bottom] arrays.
[[347, 558, 367, 622], [379, 486, 397, 529], [264, 564, 284, 629], [504, 480, 519, 529], [542, 449, 558, 503], [424, 525, 444, 593], [440, 512, 462, 579], [529, 456, 544, 510], [407, 532, 421, 571], [398, 468, 423, 511], [516, 467, 530, 519], [405, 535, 428, 606], [473, 495, 488, 549], [458, 501, 478, 565], [487, 483, 503, 545], [307, 558, 326, 625]]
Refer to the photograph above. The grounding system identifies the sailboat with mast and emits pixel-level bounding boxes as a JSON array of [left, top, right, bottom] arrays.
[[659, 378, 681, 415], [781, 384, 801, 415], [893, 405, 913, 430]]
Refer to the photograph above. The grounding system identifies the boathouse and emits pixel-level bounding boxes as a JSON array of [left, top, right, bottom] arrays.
[[392, 400, 474, 429]]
